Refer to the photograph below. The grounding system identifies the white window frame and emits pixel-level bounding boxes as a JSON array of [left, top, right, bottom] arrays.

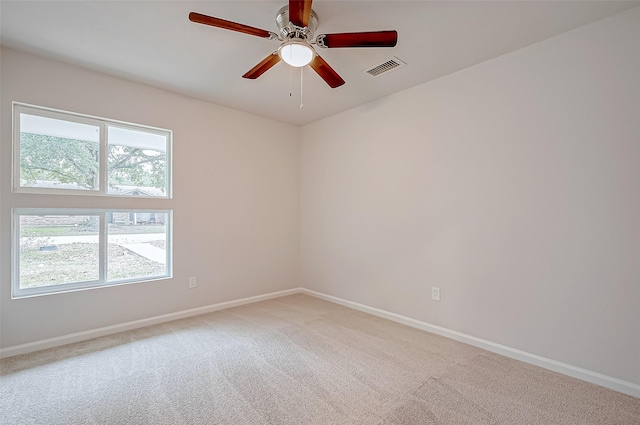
[[11, 102, 174, 298], [13, 102, 173, 199], [12, 208, 173, 299]]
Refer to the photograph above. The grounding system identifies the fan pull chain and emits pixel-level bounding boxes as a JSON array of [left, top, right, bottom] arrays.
[[300, 66, 304, 109], [289, 66, 293, 97]]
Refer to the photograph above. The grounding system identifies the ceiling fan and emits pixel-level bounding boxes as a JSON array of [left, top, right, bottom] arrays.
[[189, 0, 398, 88]]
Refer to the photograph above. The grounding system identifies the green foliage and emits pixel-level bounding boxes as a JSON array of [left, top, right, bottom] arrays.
[[108, 145, 166, 191], [20, 133, 99, 189], [20, 133, 167, 191]]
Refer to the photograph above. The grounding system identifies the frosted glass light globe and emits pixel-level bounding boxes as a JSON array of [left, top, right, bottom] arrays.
[[278, 40, 315, 67]]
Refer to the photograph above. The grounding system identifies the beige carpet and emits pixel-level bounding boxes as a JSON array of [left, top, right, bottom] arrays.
[[1, 294, 638, 424]]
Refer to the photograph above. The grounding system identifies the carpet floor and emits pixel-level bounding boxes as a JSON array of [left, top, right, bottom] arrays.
[[1, 294, 638, 424]]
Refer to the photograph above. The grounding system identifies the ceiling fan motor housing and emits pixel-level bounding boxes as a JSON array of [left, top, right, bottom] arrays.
[[275, 6, 318, 40]]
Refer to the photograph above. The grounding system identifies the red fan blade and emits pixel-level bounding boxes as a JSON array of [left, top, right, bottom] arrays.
[[317, 30, 398, 48], [289, 0, 313, 27], [189, 12, 273, 39], [309, 55, 345, 89], [242, 53, 281, 79]]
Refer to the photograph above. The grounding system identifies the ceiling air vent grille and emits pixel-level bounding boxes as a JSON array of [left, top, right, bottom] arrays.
[[364, 57, 406, 77]]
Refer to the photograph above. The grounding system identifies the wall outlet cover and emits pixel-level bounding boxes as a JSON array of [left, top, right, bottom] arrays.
[[431, 287, 441, 302]]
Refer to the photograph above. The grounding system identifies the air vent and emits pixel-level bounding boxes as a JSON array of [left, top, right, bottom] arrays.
[[364, 57, 406, 77]]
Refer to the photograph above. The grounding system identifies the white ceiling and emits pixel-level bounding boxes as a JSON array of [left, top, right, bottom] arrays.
[[1, 1, 638, 126]]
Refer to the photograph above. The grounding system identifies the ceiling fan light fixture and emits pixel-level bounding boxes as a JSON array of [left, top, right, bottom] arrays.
[[189, 1, 397, 88], [278, 39, 315, 67]]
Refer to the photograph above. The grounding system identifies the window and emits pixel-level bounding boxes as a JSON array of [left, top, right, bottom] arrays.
[[14, 103, 171, 198], [11, 103, 173, 298], [13, 209, 172, 298]]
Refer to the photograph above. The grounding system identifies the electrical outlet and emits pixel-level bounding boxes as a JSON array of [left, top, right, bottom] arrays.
[[431, 287, 441, 302], [188, 276, 197, 289]]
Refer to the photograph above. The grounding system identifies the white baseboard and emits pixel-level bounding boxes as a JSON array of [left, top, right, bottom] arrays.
[[300, 288, 640, 399], [2, 286, 637, 398], [0, 288, 303, 359]]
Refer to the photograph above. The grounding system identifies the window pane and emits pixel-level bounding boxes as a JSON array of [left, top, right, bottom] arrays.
[[19, 214, 100, 289], [19, 114, 100, 191], [107, 126, 168, 197], [107, 212, 168, 281]]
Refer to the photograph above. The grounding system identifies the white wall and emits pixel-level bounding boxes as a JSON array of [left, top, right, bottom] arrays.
[[300, 7, 640, 385], [2, 6, 639, 391], [0, 47, 300, 348]]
